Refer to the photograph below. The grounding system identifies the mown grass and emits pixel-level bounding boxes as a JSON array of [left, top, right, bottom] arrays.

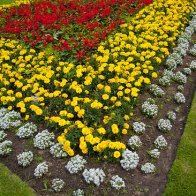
[[164, 93, 196, 196], [0, 163, 35, 196]]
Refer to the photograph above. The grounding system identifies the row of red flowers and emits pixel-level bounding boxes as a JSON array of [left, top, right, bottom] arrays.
[[0, 0, 152, 61]]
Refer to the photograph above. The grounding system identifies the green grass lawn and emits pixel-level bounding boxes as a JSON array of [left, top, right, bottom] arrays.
[[164, 93, 196, 196], [0, 163, 35, 196]]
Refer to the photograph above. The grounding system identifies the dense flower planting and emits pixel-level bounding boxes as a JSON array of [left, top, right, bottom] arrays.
[[0, 0, 151, 61], [0, 0, 195, 163]]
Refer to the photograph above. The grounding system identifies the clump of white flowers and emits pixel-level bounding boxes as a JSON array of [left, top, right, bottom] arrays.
[[142, 98, 158, 118], [190, 60, 196, 70], [167, 111, 176, 122], [33, 130, 54, 149], [34, 162, 48, 178], [132, 122, 146, 134], [149, 84, 165, 97], [154, 135, 167, 150], [183, 68, 192, 75], [173, 71, 187, 84], [83, 168, 105, 186], [50, 143, 67, 158], [163, 69, 174, 79], [0, 108, 8, 118], [158, 75, 172, 86], [0, 140, 12, 156], [165, 58, 177, 70], [110, 175, 126, 190], [72, 189, 84, 196], [120, 149, 139, 171], [51, 178, 65, 192], [168, 53, 183, 65], [0, 130, 7, 142], [189, 44, 196, 56], [128, 135, 142, 150], [141, 163, 156, 174], [0, 110, 21, 130], [17, 151, 34, 167], [158, 119, 172, 132], [16, 122, 37, 139], [148, 149, 160, 159], [65, 155, 87, 174], [174, 92, 186, 104], [177, 85, 184, 92]]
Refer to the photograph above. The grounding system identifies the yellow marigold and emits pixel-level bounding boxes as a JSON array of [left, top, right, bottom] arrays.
[[113, 151, 121, 158]]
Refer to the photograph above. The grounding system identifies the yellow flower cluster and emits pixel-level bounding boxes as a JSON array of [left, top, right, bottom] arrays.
[[0, 0, 34, 11], [0, 0, 195, 159]]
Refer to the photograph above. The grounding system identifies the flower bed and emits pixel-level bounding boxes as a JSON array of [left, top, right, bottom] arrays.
[[0, 0, 196, 195], [0, 0, 151, 61]]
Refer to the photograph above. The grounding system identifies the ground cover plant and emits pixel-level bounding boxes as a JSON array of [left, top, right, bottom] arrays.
[[0, 0, 196, 195]]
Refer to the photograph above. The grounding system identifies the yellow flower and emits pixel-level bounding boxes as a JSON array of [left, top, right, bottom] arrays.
[[102, 94, 109, 100], [152, 72, 158, 78], [113, 151, 121, 158], [122, 129, 127, 135], [111, 124, 119, 134]]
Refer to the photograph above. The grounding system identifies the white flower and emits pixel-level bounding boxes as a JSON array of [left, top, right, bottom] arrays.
[[142, 98, 158, 118], [50, 143, 67, 158], [65, 155, 87, 174], [72, 189, 84, 196], [0, 130, 7, 142], [33, 130, 54, 149], [174, 92, 186, 104], [17, 151, 33, 167], [149, 149, 160, 159], [154, 135, 167, 150], [34, 162, 48, 178], [190, 60, 196, 70], [0, 110, 21, 130], [173, 71, 187, 84], [16, 122, 37, 139], [132, 122, 146, 134], [183, 68, 192, 75], [110, 175, 126, 190], [128, 135, 142, 150], [167, 111, 176, 122], [120, 149, 139, 171], [165, 58, 177, 70], [149, 84, 165, 97], [83, 168, 105, 186], [51, 178, 65, 192], [0, 140, 12, 156], [158, 119, 172, 132], [177, 85, 184, 92], [141, 163, 156, 174]]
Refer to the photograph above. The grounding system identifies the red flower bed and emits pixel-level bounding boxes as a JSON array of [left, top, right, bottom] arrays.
[[0, 0, 152, 61]]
